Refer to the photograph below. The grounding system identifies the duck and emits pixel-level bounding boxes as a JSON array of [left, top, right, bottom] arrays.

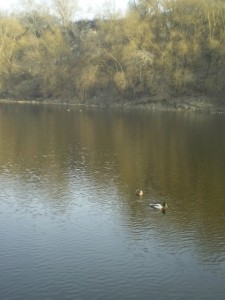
[[136, 190, 143, 196], [150, 202, 168, 210]]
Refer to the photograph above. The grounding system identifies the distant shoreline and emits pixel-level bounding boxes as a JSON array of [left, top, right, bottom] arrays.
[[0, 95, 225, 113]]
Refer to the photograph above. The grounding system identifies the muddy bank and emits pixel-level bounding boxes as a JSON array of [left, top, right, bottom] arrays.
[[75, 94, 225, 113], [1, 94, 225, 113]]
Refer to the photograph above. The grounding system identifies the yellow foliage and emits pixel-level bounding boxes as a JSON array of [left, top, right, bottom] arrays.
[[177, 40, 189, 55], [0, 0, 225, 99], [113, 72, 127, 91], [208, 38, 220, 50]]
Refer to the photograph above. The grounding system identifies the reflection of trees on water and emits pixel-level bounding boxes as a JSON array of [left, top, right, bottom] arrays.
[[0, 104, 225, 255]]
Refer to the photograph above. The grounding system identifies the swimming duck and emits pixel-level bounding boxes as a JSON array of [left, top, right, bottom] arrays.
[[136, 190, 143, 196], [150, 202, 168, 210]]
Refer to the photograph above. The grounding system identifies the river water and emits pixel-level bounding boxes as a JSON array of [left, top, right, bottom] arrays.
[[0, 103, 225, 300]]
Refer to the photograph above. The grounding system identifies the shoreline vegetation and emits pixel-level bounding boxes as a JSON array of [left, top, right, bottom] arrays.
[[1, 0, 225, 113]]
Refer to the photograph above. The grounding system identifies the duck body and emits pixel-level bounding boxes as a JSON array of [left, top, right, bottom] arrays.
[[136, 190, 143, 196], [150, 203, 168, 210]]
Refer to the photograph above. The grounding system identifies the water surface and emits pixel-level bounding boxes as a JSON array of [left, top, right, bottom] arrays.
[[0, 103, 225, 300]]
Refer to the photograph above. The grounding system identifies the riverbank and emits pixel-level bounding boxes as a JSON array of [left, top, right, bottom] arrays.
[[83, 93, 225, 113], [1, 94, 225, 113]]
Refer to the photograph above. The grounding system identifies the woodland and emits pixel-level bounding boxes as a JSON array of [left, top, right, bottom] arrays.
[[1, 0, 225, 109]]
